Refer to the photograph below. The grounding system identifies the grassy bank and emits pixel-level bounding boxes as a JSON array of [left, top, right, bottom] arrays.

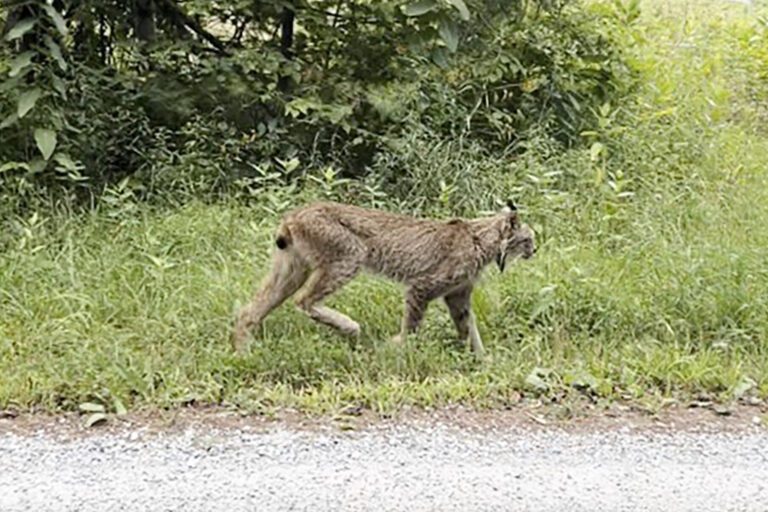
[[2, 0, 768, 415]]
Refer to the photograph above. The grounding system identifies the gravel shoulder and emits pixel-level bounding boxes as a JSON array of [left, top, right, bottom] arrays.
[[2, 406, 767, 512]]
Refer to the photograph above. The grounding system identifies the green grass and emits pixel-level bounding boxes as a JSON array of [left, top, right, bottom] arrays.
[[2, 0, 768, 414], [2, 171, 767, 413]]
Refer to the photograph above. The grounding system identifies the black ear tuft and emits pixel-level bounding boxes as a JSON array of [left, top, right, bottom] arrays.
[[506, 199, 517, 211]]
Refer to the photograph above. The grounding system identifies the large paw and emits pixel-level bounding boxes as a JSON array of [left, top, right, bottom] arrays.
[[231, 332, 248, 354], [342, 321, 361, 337], [232, 337, 247, 355]]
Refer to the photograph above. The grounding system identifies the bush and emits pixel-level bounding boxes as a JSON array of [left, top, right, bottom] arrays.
[[0, 0, 635, 207]]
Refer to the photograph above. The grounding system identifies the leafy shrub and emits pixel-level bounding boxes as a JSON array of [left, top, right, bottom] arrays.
[[0, 0, 636, 207]]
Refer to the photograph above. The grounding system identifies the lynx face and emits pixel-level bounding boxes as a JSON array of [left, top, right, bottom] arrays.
[[509, 223, 535, 260], [496, 205, 535, 272]]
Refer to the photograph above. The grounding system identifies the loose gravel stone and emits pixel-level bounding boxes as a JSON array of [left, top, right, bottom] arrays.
[[1, 422, 767, 511]]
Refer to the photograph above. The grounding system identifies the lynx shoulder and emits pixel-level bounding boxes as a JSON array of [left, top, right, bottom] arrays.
[[232, 201, 535, 355]]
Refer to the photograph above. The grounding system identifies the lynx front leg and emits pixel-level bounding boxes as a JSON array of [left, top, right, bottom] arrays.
[[444, 286, 484, 355], [467, 314, 484, 356], [391, 288, 428, 345]]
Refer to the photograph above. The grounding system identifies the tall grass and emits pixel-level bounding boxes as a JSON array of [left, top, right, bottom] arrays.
[[2, 0, 768, 413]]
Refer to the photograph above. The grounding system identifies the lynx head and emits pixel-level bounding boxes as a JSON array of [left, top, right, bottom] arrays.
[[495, 200, 536, 272]]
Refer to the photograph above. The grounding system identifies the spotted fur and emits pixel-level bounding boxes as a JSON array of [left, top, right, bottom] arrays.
[[232, 201, 535, 355]]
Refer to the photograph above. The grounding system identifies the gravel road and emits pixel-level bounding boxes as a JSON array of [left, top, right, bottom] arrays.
[[2, 419, 767, 512]]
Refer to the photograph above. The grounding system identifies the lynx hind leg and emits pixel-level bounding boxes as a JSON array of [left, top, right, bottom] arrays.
[[232, 248, 307, 353], [294, 263, 362, 336], [391, 288, 429, 345], [444, 286, 484, 355], [444, 287, 471, 342]]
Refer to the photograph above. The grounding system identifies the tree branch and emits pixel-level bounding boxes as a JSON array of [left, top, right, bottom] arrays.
[[302, 5, 378, 24], [134, 0, 157, 42], [156, 0, 231, 56], [280, 6, 295, 59], [229, 18, 247, 45], [278, 5, 295, 92]]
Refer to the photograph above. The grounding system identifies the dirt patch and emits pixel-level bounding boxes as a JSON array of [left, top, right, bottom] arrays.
[[1, 398, 765, 440]]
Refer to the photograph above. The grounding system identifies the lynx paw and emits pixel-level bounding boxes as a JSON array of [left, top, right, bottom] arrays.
[[231, 330, 248, 354], [342, 321, 361, 337]]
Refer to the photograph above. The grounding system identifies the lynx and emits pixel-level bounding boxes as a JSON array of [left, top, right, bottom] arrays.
[[231, 200, 535, 355]]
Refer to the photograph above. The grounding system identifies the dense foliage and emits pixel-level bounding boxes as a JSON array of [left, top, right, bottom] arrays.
[[1, 0, 633, 205]]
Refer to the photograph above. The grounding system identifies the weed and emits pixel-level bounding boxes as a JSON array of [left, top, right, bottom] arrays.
[[1, 1, 768, 414]]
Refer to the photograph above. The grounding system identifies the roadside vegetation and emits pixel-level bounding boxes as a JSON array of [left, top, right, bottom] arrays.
[[1, 0, 767, 417]]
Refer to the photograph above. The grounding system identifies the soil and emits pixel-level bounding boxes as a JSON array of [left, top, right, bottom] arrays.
[[2, 397, 765, 439]]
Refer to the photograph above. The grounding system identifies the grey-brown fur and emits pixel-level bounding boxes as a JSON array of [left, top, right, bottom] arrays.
[[232, 201, 535, 355]]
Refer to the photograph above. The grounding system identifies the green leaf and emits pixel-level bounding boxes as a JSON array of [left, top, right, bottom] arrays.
[[0, 113, 18, 130], [431, 47, 450, 68], [277, 157, 300, 173], [113, 397, 128, 416], [85, 412, 109, 428], [590, 141, 605, 161], [285, 97, 327, 118], [17, 88, 42, 118], [34, 128, 57, 160], [404, 0, 438, 16], [565, 370, 598, 392], [29, 159, 47, 174], [0, 162, 30, 173], [44, 36, 67, 71], [4, 18, 36, 41], [438, 18, 459, 52], [525, 373, 549, 392], [447, 0, 470, 20], [42, 4, 68, 36], [9, 51, 35, 78], [53, 152, 77, 171], [52, 76, 67, 99], [78, 402, 105, 413], [525, 367, 552, 392], [733, 376, 756, 399]]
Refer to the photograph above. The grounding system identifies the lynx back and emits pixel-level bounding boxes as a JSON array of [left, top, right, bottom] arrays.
[[232, 201, 535, 355]]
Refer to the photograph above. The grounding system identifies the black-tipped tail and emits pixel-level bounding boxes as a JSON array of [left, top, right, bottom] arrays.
[[274, 222, 292, 250]]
